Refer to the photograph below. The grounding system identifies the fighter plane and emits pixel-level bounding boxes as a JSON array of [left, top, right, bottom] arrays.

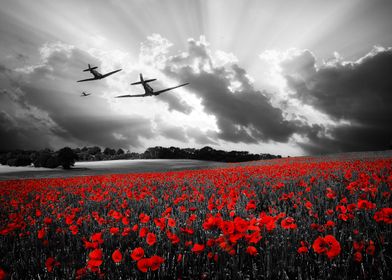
[[77, 64, 122, 82], [115, 73, 189, 98], [81, 91, 91, 97]]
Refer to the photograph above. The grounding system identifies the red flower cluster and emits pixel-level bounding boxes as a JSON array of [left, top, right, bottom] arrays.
[[137, 256, 165, 272], [312, 235, 341, 260], [374, 208, 392, 224], [0, 155, 390, 279]]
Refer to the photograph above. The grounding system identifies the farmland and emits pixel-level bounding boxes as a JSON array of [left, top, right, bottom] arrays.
[[0, 159, 227, 181], [0, 154, 391, 279]]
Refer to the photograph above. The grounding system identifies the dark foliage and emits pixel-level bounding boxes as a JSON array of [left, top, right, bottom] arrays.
[[0, 146, 281, 170], [57, 147, 78, 169]]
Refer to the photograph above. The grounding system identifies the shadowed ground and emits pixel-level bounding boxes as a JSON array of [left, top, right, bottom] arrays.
[[0, 159, 228, 181]]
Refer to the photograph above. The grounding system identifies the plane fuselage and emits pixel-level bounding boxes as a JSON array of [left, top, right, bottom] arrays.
[[142, 83, 154, 95], [91, 69, 103, 79]]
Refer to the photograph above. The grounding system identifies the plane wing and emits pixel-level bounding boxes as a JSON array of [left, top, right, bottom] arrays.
[[77, 77, 98, 82], [115, 94, 147, 98], [102, 69, 122, 78], [154, 83, 189, 95]]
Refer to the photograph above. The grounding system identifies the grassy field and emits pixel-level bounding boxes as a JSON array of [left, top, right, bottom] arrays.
[[0, 159, 227, 181], [0, 152, 391, 279]]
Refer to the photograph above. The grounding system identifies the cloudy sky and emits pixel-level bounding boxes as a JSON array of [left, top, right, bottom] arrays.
[[1, 0, 391, 156]]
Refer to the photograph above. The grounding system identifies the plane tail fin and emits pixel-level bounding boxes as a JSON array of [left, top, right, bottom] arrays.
[[83, 64, 98, 71], [131, 74, 156, 85]]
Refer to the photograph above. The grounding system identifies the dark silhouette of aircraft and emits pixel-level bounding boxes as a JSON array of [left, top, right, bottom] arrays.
[[81, 91, 91, 97], [77, 64, 122, 82], [115, 73, 189, 98]]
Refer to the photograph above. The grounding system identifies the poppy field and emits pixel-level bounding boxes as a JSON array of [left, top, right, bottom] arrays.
[[0, 155, 391, 279]]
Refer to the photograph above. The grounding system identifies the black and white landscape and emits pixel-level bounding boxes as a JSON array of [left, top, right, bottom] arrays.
[[1, 0, 391, 158]]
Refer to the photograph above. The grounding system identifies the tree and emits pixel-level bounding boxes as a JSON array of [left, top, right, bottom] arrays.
[[57, 147, 78, 169], [117, 148, 124, 155], [34, 151, 52, 167], [88, 146, 101, 155], [104, 147, 116, 156], [45, 156, 60, 168]]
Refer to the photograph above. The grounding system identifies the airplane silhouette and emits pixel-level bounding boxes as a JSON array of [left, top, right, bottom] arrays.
[[81, 91, 91, 97], [77, 64, 122, 82], [115, 73, 189, 98]]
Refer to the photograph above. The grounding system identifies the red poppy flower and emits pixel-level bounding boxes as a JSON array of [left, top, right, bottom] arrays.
[[0, 268, 6, 280], [177, 253, 183, 262], [122, 227, 131, 236], [89, 248, 103, 260], [229, 232, 243, 244], [45, 257, 59, 272], [146, 232, 157, 246], [191, 243, 205, 254], [245, 200, 256, 211], [312, 235, 341, 260], [65, 215, 74, 225], [88, 249, 103, 268], [43, 217, 52, 225], [149, 255, 165, 271], [325, 220, 335, 229], [139, 213, 150, 223], [281, 217, 297, 230], [139, 227, 149, 238], [91, 232, 103, 244], [166, 231, 180, 244], [112, 249, 122, 263], [122, 217, 129, 225], [188, 214, 197, 223], [167, 218, 176, 227], [110, 210, 122, 220], [245, 231, 262, 244], [109, 227, 119, 235], [234, 217, 248, 233], [297, 246, 308, 254], [38, 228, 46, 239], [206, 238, 215, 247], [366, 240, 375, 256], [246, 246, 258, 256], [353, 241, 364, 252], [305, 201, 313, 209], [154, 218, 166, 230], [202, 215, 222, 230], [353, 251, 362, 262], [69, 225, 78, 235], [221, 221, 235, 235], [137, 258, 151, 273], [131, 247, 145, 261], [374, 208, 392, 224]]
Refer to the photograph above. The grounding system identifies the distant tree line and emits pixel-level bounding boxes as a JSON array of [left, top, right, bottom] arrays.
[[0, 147, 77, 169], [0, 146, 281, 169], [142, 146, 281, 162]]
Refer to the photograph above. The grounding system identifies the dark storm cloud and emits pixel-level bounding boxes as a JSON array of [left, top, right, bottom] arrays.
[[158, 93, 193, 114], [0, 42, 155, 150], [54, 114, 153, 149], [186, 127, 217, 145], [159, 126, 188, 142], [0, 110, 53, 150], [0, 64, 9, 73], [282, 47, 392, 153], [162, 40, 303, 144]]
